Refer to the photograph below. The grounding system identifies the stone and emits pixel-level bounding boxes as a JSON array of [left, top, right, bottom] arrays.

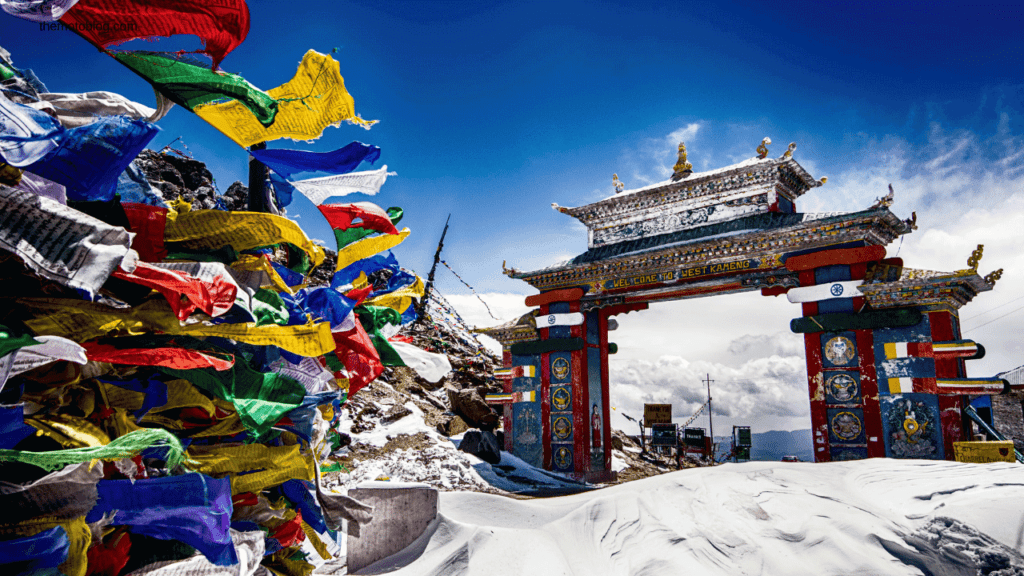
[[380, 404, 412, 425], [347, 483, 438, 574], [447, 387, 499, 431], [458, 429, 501, 465], [436, 415, 469, 437]]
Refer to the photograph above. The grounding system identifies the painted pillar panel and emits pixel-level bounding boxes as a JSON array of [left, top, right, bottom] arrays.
[[939, 394, 964, 458], [502, 348, 513, 452], [510, 353, 542, 467], [873, 314, 935, 395], [587, 347, 605, 472], [881, 393, 945, 460], [929, 311, 964, 379], [540, 350, 551, 469], [805, 332, 830, 462], [548, 350, 575, 474], [599, 313, 612, 473], [856, 328, 885, 458]]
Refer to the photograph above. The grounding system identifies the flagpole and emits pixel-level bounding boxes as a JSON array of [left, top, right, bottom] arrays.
[[416, 214, 451, 322], [248, 142, 279, 215]]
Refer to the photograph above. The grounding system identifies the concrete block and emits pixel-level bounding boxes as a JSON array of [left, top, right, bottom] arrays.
[[346, 482, 438, 574]]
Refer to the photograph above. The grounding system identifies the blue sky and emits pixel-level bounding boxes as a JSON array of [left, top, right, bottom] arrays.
[[2, 1, 1022, 433]]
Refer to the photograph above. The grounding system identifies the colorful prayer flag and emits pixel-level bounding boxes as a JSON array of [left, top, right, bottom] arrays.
[[61, 0, 251, 69], [194, 50, 376, 147], [251, 141, 380, 180]]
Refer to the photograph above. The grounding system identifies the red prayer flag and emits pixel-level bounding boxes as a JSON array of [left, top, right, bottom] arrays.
[[121, 203, 168, 262], [318, 202, 399, 236], [61, 0, 250, 69], [83, 341, 235, 371], [112, 260, 237, 320], [332, 318, 382, 395]]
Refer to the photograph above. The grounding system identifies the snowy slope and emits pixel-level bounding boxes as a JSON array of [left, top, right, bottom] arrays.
[[354, 459, 1024, 576]]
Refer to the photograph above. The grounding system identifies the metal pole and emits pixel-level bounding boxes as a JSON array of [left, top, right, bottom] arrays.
[[705, 374, 714, 463]]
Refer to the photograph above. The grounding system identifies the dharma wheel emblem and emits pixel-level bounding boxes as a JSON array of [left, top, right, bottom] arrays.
[[831, 411, 862, 442], [830, 283, 844, 297]]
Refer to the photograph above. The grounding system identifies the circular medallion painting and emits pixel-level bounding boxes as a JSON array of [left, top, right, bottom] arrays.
[[831, 411, 863, 442], [826, 373, 858, 402], [553, 416, 572, 440], [554, 446, 572, 469], [552, 357, 570, 381], [824, 335, 855, 366], [552, 387, 571, 411]]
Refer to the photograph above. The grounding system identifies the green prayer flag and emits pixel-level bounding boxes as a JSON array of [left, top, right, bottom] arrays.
[[157, 339, 305, 436], [355, 305, 404, 366], [333, 207, 403, 249], [114, 51, 278, 127]]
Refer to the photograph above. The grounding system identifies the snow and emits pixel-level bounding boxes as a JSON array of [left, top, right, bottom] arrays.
[[336, 459, 1024, 575]]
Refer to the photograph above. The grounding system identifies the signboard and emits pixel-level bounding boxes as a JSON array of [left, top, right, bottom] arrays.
[[953, 441, 1015, 463], [644, 403, 672, 425], [650, 423, 678, 447], [734, 426, 751, 447], [683, 427, 706, 448]]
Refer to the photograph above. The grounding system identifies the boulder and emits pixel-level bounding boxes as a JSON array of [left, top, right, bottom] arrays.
[[458, 430, 501, 465], [436, 415, 469, 437], [447, 387, 499, 431]]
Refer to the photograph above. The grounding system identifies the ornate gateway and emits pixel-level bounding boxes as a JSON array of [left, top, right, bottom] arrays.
[[480, 138, 1015, 478]]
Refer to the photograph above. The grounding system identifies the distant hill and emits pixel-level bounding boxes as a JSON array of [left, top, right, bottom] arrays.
[[714, 430, 813, 462]]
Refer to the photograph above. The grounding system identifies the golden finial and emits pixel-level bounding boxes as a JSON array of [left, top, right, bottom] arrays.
[[904, 211, 918, 230], [671, 142, 693, 181], [967, 244, 983, 273], [984, 268, 1003, 285], [756, 137, 771, 159], [613, 173, 625, 193], [782, 142, 796, 159], [818, 176, 828, 186]]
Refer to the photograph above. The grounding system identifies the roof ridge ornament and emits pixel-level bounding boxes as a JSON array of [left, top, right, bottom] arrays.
[[613, 173, 625, 193], [671, 142, 693, 181], [781, 142, 796, 159], [870, 184, 896, 209], [756, 137, 771, 159], [955, 244, 984, 277]]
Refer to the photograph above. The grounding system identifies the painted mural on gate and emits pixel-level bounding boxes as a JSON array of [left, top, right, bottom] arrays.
[[825, 371, 861, 404], [881, 394, 943, 460], [511, 354, 542, 468]]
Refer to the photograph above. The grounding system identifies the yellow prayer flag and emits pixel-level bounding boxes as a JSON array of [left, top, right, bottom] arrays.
[[165, 209, 325, 270], [194, 50, 376, 148], [363, 275, 424, 313], [21, 298, 334, 357], [336, 228, 410, 271]]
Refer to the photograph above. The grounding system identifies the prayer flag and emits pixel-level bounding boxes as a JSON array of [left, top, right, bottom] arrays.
[[251, 141, 380, 180], [0, 91, 63, 166], [285, 165, 390, 205], [114, 51, 276, 126], [335, 228, 410, 272], [61, 0, 250, 69], [0, 0, 78, 22], [194, 50, 376, 148], [26, 114, 160, 202]]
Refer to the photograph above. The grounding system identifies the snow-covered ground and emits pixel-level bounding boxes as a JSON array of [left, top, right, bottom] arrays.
[[341, 459, 1024, 576]]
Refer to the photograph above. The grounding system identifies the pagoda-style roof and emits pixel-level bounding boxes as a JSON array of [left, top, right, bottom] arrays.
[[507, 207, 912, 295], [859, 253, 1001, 311], [472, 311, 538, 346], [552, 151, 825, 250]]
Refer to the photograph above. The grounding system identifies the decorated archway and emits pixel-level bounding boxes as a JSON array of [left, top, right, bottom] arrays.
[[479, 140, 1014, 482]]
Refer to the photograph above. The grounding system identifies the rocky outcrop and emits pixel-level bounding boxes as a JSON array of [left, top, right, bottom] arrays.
[[446, 386, 499, 431], [458, 430, 501, 465]]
